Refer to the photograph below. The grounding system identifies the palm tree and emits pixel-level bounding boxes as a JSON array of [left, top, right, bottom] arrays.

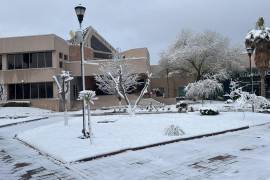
[[245, 17, 270, 97], [78, 90, 97, 143]]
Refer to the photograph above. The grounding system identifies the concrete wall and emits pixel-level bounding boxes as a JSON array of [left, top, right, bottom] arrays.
[[65, 58, 150, 76], [0, 34, 56, 54], [69, 45, 93, 61], [151, 76, 194, 98]]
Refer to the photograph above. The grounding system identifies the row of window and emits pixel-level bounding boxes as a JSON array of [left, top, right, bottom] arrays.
[[93, 52, 113, 59], [8, 82, 53, 100], [7, 52, 52, 70], [91, 36, 112, 53]]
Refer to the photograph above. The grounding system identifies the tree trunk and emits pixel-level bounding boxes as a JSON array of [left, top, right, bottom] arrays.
[[87, 104, 92, 143], [62, 80, 68, 126], [133, 77, 151, 111], [63, 97, 68, 126], [260, 70, 266, 97]]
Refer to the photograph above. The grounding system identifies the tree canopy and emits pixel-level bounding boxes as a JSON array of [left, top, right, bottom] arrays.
[[160, 30, 243, 81]]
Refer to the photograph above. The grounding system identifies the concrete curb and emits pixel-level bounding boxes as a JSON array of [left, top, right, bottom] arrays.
[[72, 111, 181, 117], [16, 125, 250, 164], [0, 117, 49, 128]]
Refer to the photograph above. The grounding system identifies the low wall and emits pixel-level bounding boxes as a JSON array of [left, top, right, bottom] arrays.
[[30, 99, 60, 111]]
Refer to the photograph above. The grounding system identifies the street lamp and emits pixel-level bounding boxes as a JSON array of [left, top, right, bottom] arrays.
[[246, 47, 255, 112], [75, 4, 87, 137], [75, 5, 86, 28]]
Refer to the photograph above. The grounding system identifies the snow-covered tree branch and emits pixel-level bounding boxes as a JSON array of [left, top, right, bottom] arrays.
[[53, 71, 73, 126], [95, 62, 142, 106], [95, 61, 152, 114], [0, 84, 7, 102], [160, 30, 243, 81], [185, 78, 223, 104]]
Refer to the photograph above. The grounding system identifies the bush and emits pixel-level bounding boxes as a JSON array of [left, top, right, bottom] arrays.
[[200, 107, 219, 115], [2, 101, 31, 107], [165, 125, 185, 136], [176, 102, 188, 113]]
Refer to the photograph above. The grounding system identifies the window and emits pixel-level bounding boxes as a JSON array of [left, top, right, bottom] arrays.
[[93, 52, 112, 59], [39, 83, 46, 98], [64, 54, 68, 60], [177, 86, 186, 97], [8, 82, 54, 100], [7, 55, 15, 69], [91, 36, 112, 53], [23, 84, 30, 99], [15, 54, 23, 69], [30, 83, 38, 99], [15, 84, 23, 99], [23, 54, 30, 68], [59, 52, 63, 59], [0, 55, 2, 70], [7, 52, 52, 69], [59, 61, 63, 68], [45, 52, 52, 67], [30, 53, 38, 68], [8, 84, 15, 100], [46, 82, 53, 98], [38, 53, 45, 68]]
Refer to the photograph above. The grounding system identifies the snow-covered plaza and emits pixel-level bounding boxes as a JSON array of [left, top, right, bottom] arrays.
[[0, 104, 270, 179], [1, 2, 270, 179], [17, 111, 270, 163]]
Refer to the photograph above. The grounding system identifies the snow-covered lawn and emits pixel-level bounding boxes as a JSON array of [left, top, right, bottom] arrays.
[[0, 107, 51, 127], [17, 112, 270, 163]]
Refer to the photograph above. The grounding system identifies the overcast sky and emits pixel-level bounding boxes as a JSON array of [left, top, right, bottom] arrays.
[[0, 0, 269, 64]]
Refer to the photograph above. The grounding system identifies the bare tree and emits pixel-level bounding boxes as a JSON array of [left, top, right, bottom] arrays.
[[95, 61, 152, 114], [160, 30, 242, 81], [53, 71, 73, 126], [95, 62, 142, 106]]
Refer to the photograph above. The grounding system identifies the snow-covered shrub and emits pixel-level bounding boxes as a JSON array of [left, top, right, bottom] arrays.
[[165, 125, 185, 136], [235, 92, 270, 109], [225, 99, 234, 104], [224, 80, 242, 101], [185, 79, 223, 103], [176, 102, 188, 113], [200, 107, 219, 115]]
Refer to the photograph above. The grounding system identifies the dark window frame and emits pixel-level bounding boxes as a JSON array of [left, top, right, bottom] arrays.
[[0, 55, 2, 70], [8, 82, 54, 100], [59, 52, 63, 59], [64, 54, 68, 60], [7, 51, 53, 70]]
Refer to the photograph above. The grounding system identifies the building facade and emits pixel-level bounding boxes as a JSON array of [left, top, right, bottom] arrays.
[[0, 27, 150, 111]]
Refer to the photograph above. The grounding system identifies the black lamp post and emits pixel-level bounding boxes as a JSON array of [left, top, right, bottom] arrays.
[[75, 4, 87, 137], [246, 47, 255, 112], [75, 5, 86, 28]]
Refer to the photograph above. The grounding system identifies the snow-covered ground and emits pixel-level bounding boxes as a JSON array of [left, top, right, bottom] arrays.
[[18, 112, 270, 163], [0, 107, 51, 127]]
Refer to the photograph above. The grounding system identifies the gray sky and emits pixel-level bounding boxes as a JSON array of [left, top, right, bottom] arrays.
[[0, 0, 269, 64]]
